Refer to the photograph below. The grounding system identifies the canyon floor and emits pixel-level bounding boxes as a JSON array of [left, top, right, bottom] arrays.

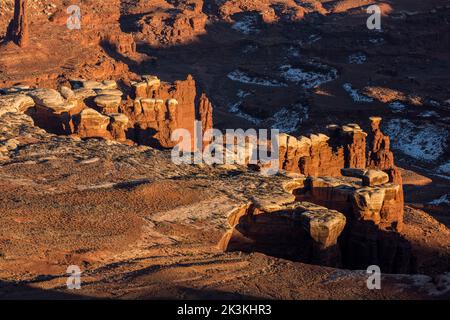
[[0, 0, 449, 299]]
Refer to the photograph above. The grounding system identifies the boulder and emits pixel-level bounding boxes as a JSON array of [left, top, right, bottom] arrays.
[[27, 89, 66, 108], [362, 169, 389, 187], [74, 108, 111, 139], [108, 113, 129, 142], [0, 93, 34, 116], [300, 208, 346, 249], [94, 94, 122, 114]]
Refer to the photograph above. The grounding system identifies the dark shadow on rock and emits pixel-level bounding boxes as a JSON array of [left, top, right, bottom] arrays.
[[0, 280, 93, 300]]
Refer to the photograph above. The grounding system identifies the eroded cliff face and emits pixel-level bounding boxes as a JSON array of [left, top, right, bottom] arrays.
[[5, 75, 214, 151], [279, 124, 366, 177], [128, 0, 208, 45], [128, 75, 199, 149]]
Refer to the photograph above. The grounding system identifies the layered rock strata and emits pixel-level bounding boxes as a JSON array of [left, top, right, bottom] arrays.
[[223, 198, 347, 267], [0, 75, 213, 150], [279, 123, 366, 176], [290, 171, 412, 273], [129, 75, 212, 150]]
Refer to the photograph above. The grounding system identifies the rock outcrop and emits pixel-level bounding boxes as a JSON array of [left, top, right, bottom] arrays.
[[127, 75, 201, 150], [8, 0, 29, 48], [290, 172, 412, 273], [367, 117, 395, 171], [0, 93, 34, 116], [73, 108, 112, 140], [366, 116, 404, 229], [199, 93, 214, 150], [1, 75, 213, 148], [279, 123, 366, 176], [224, 198, 347, 267], [108, 113, 129, 142], [136, 0, 208, 45]]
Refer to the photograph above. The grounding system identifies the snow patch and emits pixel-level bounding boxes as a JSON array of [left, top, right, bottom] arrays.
[[419, 110, 439, 118], [389, 101, 406, 113], [369, 37, 384, 44], [232, 15, 259, 34], [227, 70, 287, 87], [438, 162, 450, 174], [237, 90, 250, 99], [270, 105, 308, 133], [343, 83, 374, 103], [385, 119, 449, 162], [228, 101, 261, 125], [297, 34, 322, 47], [348, 53, 367, 64], [429, 194, 450, 205], [287, 46, 300, 58], [228, 90, 261, 124], [280, 64, 337, 89]]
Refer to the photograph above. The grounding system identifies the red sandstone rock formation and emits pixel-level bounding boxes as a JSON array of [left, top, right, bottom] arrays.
[[103, 34, 137, 57], [73, 108, 112, 140], [199, 93, 213, 150], [124, 74, 215, 151], [225, 199, 347, 267], [136, 0, 208, 45], [366, 116, 404, 231], [108, 113, 129, 142], [128, 75, 197, 149], [8, 0, 29, 48], [367, 117, 395, 171], [279, 124, 366, 177], [292, 174, 412, 273]]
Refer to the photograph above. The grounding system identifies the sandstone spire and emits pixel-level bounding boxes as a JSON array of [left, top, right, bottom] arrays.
[[199, 93, 213, 150], [367, 117, 395, 170], [9, 0, 29, 48]]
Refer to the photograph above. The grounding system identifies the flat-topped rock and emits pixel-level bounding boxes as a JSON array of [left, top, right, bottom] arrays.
[[59, 86, 75, 99], [0, 94, 35, 116], [341, 168, 366, 178], [299, 207, 346, 249], [74, 108, 112, 139], [362, 169, 389, 187], [109, 113, 129, 124], [94, 94, 122, 114], [27, 89, 65, 109], [341, 168, 389, 186], [73, 88, 98, 100], [95, 89, 123, 97]]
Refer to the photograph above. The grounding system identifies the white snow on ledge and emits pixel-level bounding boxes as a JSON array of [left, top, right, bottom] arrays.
[[384, 119, 449, 162], [227, 70, 287, 87], [232, 15, 259, 35], [343, 83, 374, 103], [389, 101, 406, 113], [348, 53, 367, 64], [429, 194, 450, 205], [280, 64, 337, 89], [270, 105, 308, 133], [438, 162, 450, 175], [228, 101, 261, 125]]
